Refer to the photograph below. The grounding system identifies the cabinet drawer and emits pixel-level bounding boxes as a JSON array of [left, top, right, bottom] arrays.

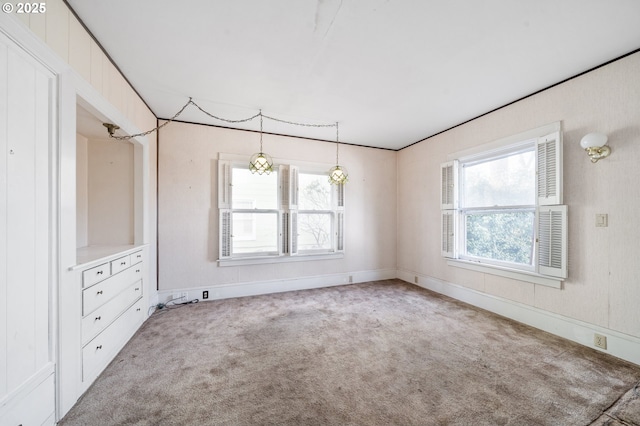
[[131, 250, 144, 265], [82, 267, 137, 315], [82, 280, 143, 345], [131, 262, 143, 281], [82, 263, 110, 288], [111, 255, 131, 275], [82, 298, 145, 382]]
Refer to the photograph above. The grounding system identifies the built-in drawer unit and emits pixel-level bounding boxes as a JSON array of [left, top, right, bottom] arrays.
[[79, 249, 145, 386], [82, 298, 145, 382], [82, 280, 143, 345]]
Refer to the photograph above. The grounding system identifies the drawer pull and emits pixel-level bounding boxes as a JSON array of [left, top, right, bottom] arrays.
[[96, 345, 103, 350], [97, 290, 103, 295], [121, 261, 126, 265], [135, 269, 140, 273], [97, 271, 103, 275], [136, 308, 141, 312], [95, 316, 101, 321], [135, 287, 140, 291]]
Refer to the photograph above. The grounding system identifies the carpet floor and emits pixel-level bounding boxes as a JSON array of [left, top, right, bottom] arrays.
[[59, 280, 640, 425]]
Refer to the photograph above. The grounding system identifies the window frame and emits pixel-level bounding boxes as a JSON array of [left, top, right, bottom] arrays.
[[457, 141, 537, 271], [218, 154, 345, 266], [441, 122, 567, 289]]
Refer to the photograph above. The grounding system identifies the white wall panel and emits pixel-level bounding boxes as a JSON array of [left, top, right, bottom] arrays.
[[0, 29, 53, 415], [0, 40, 8, 400]]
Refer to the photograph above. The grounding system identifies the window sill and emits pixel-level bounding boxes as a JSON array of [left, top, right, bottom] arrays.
[[447, 259, 563, 289], [218, 252, 344, 267]]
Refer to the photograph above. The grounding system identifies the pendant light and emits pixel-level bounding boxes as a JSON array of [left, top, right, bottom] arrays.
[[249, 111, 273, 175], [328, 122, 348, 185]]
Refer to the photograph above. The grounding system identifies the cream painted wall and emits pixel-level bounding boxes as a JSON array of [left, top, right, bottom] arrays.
[[158, 121, 397, 291], [76, 133, 88, 247], [397, 52, 640, 339], [86, 138, 135, 245]]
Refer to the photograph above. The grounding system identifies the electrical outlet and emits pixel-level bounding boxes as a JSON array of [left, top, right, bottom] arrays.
[[594, 333, 607, 350], [171, 293, 180, 302], [202, 290, 209, 299], [180, 292, 188, 302], [414, 276, 419, 284], [349, 275, 353, 283]]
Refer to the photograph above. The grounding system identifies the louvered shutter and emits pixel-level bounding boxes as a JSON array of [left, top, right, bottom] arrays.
[[335, 211, 344, 253], [218, 160, 232, 208], [219, 210, 232, 259], [281, 212, 289, 255], [289, 166, 299, 209], [290, 166, 299, 255], [441, 210, 456, 258], [537, 132, 562, 206], [333, 182, 345, 210], [290, 211, 299, 255], [279, 165, 290, 209], [537, 205, 567, 278], [441, 161, 458, 209], [282, 165, 299, 255], [441, 161, 457, 258]]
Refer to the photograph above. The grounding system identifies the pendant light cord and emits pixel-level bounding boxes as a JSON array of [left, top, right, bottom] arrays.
[[335, 122, 340, 164], [105, 97, 339, 141]]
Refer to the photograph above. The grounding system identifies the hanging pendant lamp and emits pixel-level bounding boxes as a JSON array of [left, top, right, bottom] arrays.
[[328, 122, 348, 185], [249, 111, 273, 175]]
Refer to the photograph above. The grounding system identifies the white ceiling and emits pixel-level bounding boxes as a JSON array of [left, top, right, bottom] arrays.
[[67, 0, 640, 150]]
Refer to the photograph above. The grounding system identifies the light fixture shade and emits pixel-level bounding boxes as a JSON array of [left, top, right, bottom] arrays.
[[328, 165, 348, 185], [249, 152, 273, 175], [580, 133, 608, 149]]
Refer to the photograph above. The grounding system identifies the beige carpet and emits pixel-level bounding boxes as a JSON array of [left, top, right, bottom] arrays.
[[59, 280, 640, 425]]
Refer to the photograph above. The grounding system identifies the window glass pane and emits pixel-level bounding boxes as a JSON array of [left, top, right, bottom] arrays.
[[232, 167, 278, 209], [232, 212, 278, 254], [465, 210, 535, 265], [463, 149, 535, 208], [298, 213, 332, 251], [299, 172, 331, 210]]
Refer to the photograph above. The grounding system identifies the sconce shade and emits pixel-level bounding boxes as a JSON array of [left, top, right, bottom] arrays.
[[580, 133, 608, 149], [580, 132, 610, 163]]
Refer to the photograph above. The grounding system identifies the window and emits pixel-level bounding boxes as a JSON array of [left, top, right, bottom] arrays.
[[298, 172, 334, 253], [218, 156, 345, 262], [231, 167, 278, 254], [441, 123, 567, 283]]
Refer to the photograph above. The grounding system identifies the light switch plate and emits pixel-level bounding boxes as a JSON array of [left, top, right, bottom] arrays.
[[596, 213, 608, 227]]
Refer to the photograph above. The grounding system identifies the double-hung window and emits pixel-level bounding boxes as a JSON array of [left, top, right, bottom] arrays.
[[441, 123, 567, 286], [218, 155, 345, 263]]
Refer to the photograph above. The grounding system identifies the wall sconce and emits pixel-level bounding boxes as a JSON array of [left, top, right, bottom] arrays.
[[580, 133, 610, 163]]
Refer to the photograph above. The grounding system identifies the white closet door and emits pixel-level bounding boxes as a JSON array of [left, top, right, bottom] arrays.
[[0, 33, 54, 413]]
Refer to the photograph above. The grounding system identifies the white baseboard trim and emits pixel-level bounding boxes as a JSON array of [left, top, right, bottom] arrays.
[[158, 268, 397, 304], [397, 269, 640, 366]]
